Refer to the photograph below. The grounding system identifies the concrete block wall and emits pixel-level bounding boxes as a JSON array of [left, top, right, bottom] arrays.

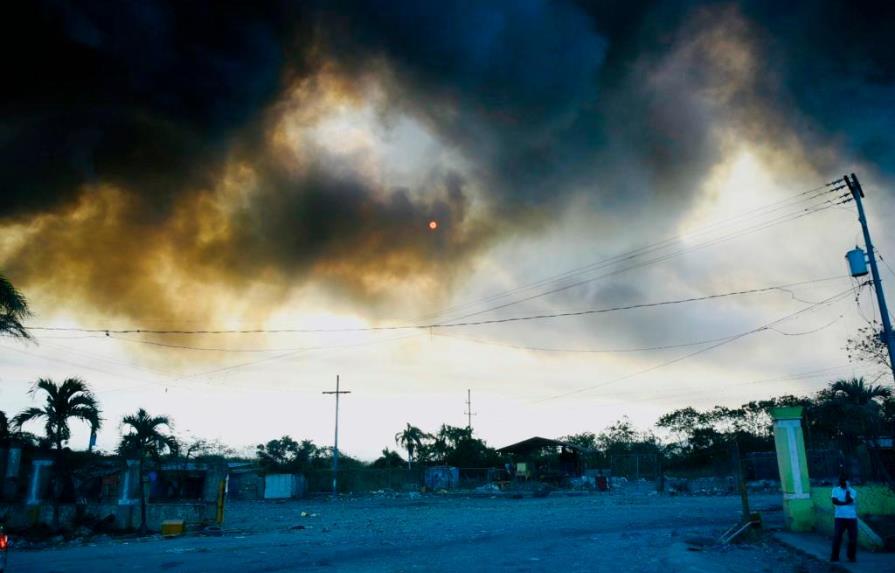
[[0, 501, 217, 531]]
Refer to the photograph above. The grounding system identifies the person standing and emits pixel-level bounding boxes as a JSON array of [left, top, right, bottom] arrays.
[[831, 475, 858, 562]]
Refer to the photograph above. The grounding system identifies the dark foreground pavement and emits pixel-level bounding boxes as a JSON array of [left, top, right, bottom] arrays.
[[8, 493, 841, 572], [774, 531, 895, 573]]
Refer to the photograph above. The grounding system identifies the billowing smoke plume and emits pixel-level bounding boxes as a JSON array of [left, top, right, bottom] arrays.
[[2, 0, 893, 327]]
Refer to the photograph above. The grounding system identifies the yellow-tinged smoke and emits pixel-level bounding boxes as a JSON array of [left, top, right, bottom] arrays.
[[1, 65, 499, 338]]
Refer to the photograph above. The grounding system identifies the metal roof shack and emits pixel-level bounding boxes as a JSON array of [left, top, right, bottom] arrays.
[[497, 436, 589, 456], [497, 437, 591, 482]]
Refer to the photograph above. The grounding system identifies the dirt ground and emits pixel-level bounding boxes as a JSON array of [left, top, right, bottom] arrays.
[[10, 492, 842, 572]]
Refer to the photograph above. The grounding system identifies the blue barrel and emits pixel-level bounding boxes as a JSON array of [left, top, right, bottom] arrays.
[[846, 247, 868, 277]]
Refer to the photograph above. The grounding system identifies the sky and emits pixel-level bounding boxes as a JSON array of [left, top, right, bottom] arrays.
[[2, 1, 895, 460]]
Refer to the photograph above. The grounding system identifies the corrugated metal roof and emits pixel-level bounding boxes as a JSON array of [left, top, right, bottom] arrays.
[[497, 436, 591, 455]]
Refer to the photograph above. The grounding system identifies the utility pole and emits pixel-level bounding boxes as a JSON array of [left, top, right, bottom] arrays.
[[464, 389, 476, 430], [322, 375, 351, 496], [844, 173, 895, 381]]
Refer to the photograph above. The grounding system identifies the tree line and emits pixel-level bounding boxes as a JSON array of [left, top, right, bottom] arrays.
[[256, 423, 501, 474], [561, 377, 894, 480]]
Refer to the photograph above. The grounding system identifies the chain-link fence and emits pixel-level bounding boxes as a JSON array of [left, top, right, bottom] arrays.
[[304, 468, 423, 493], [804, 446, 894, 483], [742, 451, 779, 481], [608, 453, 660, 480]]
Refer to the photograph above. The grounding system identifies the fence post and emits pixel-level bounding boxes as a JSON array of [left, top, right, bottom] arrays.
[[730, 439, 751, 524]]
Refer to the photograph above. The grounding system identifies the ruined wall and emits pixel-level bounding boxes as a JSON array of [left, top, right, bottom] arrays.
[[0, 501, 217, 531]]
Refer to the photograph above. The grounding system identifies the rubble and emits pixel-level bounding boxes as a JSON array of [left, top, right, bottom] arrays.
[[474, 483, 500, 494]]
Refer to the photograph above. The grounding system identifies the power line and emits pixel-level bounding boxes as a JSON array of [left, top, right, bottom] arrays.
[[444, 196, 851, 322], [0, 343, 166, 390], [436, 313, 843, 354], [103, 332, 422, 395], [159, 333, 422, 383], [766, 315, 843, 336], [531, 285, 858, 403], [426, 183, 846, 322], [24, 276, 848, 337], [19, 182, 848, 342], [872, 249, 895, 323], [2, 331, 420, 396], [875, 250, 895, 280], [853, 279, 877, 326], [586, 363, 874, 409], [35, 331, 417, 355], [108, 335, 336, 353], [425, 180, 844, 322], [433, 332, 744, 354]]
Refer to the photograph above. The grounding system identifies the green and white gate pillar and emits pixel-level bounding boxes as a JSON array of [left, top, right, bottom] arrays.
[[772, 406, 815, 531]]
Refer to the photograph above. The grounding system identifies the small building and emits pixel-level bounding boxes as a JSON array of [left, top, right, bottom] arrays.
[[263, 474, 307, 499], [497, 437, 589, 483], [226, 462, 266, 500]]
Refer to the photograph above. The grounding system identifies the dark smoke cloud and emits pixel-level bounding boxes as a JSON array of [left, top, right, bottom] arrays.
[[2, 0, 893, 327], [313, 0, 608, 208], [611, 0, 894, 178], [2, 0, 307, 219], [740, 1, 895, 174]]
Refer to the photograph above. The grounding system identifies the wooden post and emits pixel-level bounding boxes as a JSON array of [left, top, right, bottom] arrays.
[[731, 438, 751, 524], [215, 479, 226, 525]]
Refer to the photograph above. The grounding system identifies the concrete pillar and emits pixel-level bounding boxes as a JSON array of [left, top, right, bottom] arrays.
[[26, 459, 53, 505], [118, 459, 139, 505], [3, 446, 21, 499], [772, 406, 815, 531], [5, 446, 21, 478]]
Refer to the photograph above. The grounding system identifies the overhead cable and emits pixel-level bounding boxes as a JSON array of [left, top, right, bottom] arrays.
[[25, 276, 848, 337]]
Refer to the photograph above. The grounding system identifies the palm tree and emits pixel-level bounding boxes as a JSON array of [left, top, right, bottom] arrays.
[[811, 377, 891, 456], [118, 409, 179, 534], [13, 378, 102, 528], [825, 377, 894, 482], [828, 377, 892, 404], [395, 424, 430, 470], [0, 274, 32, 340]]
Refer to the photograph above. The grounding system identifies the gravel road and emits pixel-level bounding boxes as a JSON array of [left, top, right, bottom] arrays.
[[9, 492, 839, 572]]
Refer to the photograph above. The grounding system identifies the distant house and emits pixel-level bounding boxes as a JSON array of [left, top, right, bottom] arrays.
[[225, 461, 266, 500], [497, 436, 590, 481]]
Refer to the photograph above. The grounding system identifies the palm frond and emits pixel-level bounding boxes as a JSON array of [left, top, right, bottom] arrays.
[[30, 378, 57, 399], [156, 434, 180, 456], [59, 378, 93, 400], [69, 405, 102, 430], [0, 274, 32, 340], [12, 407, 46, 430]]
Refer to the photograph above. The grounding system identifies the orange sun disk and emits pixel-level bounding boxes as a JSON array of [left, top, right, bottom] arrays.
[[428, 220, 438, 230]]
